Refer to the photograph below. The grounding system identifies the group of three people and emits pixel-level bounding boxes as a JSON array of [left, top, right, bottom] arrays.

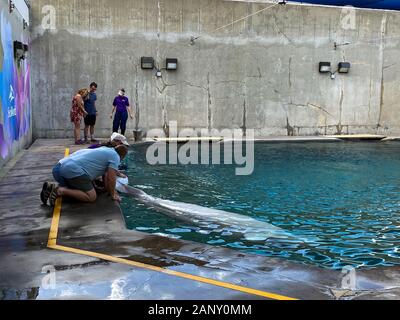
[[71, 83, 134, 145]]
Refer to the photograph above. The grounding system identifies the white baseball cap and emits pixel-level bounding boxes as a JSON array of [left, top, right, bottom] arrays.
[[111, 133, 130, 146]]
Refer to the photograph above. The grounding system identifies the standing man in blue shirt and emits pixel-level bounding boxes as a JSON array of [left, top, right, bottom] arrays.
[[110, 88, 134, 136], [84, 82, 98, 143]]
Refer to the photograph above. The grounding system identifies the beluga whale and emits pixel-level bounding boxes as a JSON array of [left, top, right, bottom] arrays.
[[116, 178, 301, 242]]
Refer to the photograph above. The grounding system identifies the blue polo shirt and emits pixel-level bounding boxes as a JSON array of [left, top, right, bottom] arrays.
[[59, 147, 120, 180], [84, 92, 97, 115]]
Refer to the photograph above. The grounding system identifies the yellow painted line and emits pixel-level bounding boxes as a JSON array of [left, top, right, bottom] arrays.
[[47, 148, 70, 247], [49, 244, 297, 301], [47, 148, 298, 301], [47, 197, 62, 247]]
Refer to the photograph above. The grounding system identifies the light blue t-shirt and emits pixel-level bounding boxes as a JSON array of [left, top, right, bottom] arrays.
[[59, 147, 120, 180]]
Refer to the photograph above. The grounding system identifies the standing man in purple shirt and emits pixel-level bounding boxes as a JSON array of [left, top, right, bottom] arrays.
[[110, 88, 133, 136]]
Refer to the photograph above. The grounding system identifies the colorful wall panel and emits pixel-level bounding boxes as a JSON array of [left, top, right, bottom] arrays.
[[0, 8, 31, 161]]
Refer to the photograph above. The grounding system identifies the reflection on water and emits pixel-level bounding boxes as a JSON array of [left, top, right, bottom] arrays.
[[122, 142, 400, 270]]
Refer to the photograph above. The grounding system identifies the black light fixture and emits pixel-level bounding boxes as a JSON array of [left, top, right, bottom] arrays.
[[319, 62, 331, 73], [141, 57, 154, 70], [338, 62, 351, 74], [14, 41, 25, 60], [166, 58, 178, 71]]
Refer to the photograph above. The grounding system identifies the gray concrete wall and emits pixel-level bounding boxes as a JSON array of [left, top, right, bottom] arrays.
[[29, 0, 400, 138], [0, 0, 32, 169]]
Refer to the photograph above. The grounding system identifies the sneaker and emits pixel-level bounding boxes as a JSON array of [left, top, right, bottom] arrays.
[[40, 182, 55, 205], [49, 187, 60, 207]]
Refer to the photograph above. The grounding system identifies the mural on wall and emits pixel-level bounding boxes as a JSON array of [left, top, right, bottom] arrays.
[[0, 9, 31, 159]]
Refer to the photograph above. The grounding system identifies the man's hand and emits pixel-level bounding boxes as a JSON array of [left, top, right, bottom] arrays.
[[112, 193, 122, 202], [117, 171, 127, 178]]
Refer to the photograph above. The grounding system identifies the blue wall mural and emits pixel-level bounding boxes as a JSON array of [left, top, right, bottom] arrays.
[[0, 9, 31, 160]]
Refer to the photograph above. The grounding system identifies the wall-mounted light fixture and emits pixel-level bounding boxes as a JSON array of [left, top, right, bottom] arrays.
[[319, 62, 351, 80], [338, 62, 351, 74], [166, 58, 178, 71], [141, 57, 179, 79], [319, 62, 331, 73], [141, 57, 155, 70]]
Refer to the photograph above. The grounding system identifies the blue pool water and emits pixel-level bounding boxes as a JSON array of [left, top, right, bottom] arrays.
[[121, 142, 400, 270]]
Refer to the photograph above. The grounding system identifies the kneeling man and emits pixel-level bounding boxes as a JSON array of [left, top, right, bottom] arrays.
[[41, 145, 128, 206]]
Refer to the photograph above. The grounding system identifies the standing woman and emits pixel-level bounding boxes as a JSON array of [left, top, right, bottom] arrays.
[[70, 88, 89, 145], [110, 88, 133, 136]]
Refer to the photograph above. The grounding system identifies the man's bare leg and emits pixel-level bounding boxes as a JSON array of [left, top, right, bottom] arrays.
[[84, 125, 90, 142], [90, 126, 95, 141], [58, 187, 97, 203]]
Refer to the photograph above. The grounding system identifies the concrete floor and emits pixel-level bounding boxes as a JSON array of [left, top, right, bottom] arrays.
[[1, 139, 400, 300]]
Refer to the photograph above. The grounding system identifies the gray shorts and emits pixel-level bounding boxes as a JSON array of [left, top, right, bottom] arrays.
[[53, 163, 94, 192], [65, 175, 94, 192]]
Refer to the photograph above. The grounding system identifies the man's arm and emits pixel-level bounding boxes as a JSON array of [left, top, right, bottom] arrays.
[[79, 95, 88, 116], [110, 106, 116, 119], [105, 167, 121, 202], [127, 106, 134, 120]]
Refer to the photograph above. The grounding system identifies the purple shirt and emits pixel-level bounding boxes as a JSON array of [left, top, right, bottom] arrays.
[[113, 95, 130, 113]]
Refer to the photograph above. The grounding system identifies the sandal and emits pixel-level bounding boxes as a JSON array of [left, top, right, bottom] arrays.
[[49, 187, 60, 207], [40, 182, 55, 205]]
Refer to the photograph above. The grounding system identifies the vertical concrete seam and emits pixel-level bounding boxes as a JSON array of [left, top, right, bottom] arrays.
[[377, 13, 388, 133]]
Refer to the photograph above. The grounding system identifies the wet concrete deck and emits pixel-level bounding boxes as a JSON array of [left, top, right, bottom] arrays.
[[1, 139, 400, 300]]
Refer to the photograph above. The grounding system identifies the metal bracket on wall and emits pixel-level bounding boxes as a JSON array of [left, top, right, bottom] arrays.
[[9, 0, 15, 13]]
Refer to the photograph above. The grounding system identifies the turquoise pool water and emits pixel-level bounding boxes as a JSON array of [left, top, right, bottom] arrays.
[[121, 142, 400, 270]]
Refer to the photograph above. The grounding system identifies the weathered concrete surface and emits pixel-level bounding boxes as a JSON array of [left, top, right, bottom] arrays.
[[2, 139, 400, 300], [29, 0, 400, 139]]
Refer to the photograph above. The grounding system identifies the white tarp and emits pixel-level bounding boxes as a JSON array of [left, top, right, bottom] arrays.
[[14, 0, 29, 25]]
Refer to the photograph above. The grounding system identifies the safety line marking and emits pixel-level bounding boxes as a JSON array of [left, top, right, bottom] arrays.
[[47, 148, 298, 301], [47, 148, 69, 247]]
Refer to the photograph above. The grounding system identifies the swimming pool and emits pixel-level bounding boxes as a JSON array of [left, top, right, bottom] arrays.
[[121, 142, 400, 270]]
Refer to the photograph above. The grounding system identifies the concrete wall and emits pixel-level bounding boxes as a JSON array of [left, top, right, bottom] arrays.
[[0, 0, 31, 169], [29, 0, 400, 138]]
